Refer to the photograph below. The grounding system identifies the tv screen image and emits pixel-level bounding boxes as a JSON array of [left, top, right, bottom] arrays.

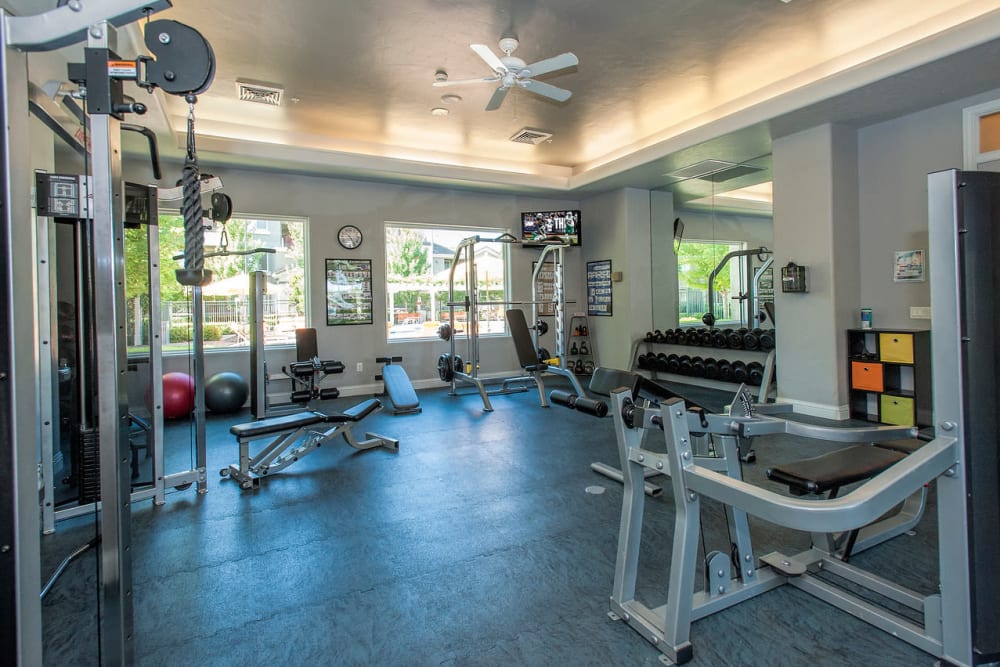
[[521, 210, 581, 246]]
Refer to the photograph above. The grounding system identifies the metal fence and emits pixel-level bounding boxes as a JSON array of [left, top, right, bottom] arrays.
[[126, 297, 303, 348]]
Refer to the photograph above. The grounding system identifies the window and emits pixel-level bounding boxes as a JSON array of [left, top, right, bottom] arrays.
[[125, 214, 307, 354], [385, 222, 509, 341], [677, 239, 745, 326]]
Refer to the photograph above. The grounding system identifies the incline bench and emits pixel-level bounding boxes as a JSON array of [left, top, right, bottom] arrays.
[[222, 398, 398, 490]]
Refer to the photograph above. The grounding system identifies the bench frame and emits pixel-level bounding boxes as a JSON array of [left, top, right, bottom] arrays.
[[222, 400, 398, 490]]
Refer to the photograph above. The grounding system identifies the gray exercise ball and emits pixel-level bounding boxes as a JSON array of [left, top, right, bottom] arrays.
[[205, 371, 249, 413]]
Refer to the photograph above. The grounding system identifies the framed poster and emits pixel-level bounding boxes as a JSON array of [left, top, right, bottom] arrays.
[[532, 260, 556, 316], [326, 258, 373, 325], [893, 249, 926, 283], [586, 259, 613, 317]]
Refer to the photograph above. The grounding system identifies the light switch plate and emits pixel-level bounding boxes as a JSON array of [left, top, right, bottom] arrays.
[[910, 306, 931, 319]]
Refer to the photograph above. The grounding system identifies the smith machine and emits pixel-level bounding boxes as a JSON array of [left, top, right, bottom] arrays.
[[438, 234, 584, 411], [1, 2, 215, 664]]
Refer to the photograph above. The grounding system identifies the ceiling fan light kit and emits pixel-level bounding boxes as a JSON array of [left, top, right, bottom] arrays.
[[432, 35, 578, 111]]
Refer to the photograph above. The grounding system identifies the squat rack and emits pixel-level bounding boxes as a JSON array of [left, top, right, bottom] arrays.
[[444, 234, 583, 411]]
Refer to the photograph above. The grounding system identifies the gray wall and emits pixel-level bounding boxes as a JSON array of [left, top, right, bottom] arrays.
[[650, 190, 677, 330], [857, 86, 1000, 328], [579, 188, 653, 370], [772, 123, 860, 417], [123, 159, 581, 396]]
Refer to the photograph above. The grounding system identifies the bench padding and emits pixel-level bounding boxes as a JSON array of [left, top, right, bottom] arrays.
[[324, 398, 381, 423], [230, 411, 325, 438], [767, 445, 905, 495]]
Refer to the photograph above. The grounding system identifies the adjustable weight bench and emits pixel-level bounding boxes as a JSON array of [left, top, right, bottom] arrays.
[[221, 398, 398, 490]]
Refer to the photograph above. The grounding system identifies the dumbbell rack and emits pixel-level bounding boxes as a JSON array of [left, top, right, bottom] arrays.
[[631, 327, 777, 400], [567, 315, 596, 376]]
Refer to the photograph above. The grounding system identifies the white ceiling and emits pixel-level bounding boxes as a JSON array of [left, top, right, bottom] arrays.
[[22, 0, 1000, 199]]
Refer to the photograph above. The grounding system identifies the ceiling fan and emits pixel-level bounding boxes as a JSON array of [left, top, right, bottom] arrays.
[[434, 35, 578, 111]]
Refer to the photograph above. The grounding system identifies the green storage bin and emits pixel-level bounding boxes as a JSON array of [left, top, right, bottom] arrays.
[[880, 395, 914, 426]]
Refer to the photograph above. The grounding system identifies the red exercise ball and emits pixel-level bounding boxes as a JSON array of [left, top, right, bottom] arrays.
[[161, 371, 195, 419]]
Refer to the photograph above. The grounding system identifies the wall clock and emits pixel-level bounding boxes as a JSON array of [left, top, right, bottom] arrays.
[[337, 224, 363, 250]]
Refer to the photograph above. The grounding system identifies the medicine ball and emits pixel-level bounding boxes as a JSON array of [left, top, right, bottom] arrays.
[[205, 371, 249, 413]]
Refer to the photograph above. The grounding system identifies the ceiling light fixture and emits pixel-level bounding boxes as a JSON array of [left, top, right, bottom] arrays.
[[441, 94, 462, 104], [430, 107, 450, 116]]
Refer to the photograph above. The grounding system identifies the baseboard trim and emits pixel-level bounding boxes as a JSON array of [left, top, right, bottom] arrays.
[[779, 397, 849, 421]]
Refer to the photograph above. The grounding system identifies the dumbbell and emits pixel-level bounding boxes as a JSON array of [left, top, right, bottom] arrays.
[[663, 328, 678, 344], [703, 357, 720, 379], [644, 331, 656, 343], [759, 329, 775, 351], [675, 329, 688, 345], [666, 354, 680, 373], [654, 329, 666, 343], [743, 328, 762, 351], [711, 329, 729, 348], [718, 359, 734, 381], [747, 361, 765, 386], [636, 353, 650, 370], [727, 328, 745, 349], [656, 353, 669, 372], [678, 355, 693, 375], [699, 328, 713, 346], [691, 356, 705, 377], [732, 360, 749, 383]]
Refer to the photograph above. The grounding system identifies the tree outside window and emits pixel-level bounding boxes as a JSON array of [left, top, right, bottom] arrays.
[[124, 214, 307, 354]]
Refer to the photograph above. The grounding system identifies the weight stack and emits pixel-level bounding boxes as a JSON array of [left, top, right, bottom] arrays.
[[75, 425, 102, 504]]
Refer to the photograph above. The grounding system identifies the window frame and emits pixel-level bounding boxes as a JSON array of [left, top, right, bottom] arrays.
[[384, 221, 511, 343], [136, 210, 310, 356]]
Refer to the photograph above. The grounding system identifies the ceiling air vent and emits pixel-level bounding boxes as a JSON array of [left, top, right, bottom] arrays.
[[509, 128, 552, 145], [236, 80, 284, 106], [665, 159, 764, 183]]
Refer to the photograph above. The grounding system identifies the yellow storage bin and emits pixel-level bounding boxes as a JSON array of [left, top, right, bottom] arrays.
[[880, 395, 914, 426], [879, 333, 914, 364]]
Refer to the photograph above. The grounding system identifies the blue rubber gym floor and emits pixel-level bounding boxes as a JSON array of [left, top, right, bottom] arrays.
[[39, 380, 939, 666]]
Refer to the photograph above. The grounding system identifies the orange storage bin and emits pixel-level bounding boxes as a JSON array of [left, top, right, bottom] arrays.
[[851, 361, 884, 392]]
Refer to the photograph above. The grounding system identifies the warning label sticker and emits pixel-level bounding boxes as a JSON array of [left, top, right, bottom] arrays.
[[107, 61, 137, 78]]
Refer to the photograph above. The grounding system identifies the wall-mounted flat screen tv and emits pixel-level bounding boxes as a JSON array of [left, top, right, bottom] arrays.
[[521, 210, 581, 247]]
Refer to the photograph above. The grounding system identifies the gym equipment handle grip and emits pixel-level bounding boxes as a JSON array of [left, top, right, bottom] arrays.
[[549, 390, 608, 418]]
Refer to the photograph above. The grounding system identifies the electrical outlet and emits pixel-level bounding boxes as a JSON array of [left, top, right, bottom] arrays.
[[909, 306, 931, 319], [356, 362, 363, 373]]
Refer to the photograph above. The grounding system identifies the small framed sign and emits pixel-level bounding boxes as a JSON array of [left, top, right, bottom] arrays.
[[893, 250, 925, 283]]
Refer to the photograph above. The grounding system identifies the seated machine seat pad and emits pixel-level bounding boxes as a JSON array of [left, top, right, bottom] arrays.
[[873, 438, 925, 454], [766, 445, 906, 495], [230, 411, 326, 438], [323, 398, 381, 423]]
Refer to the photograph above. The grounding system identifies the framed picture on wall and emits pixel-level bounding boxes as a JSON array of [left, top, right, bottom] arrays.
[[893, 249, 925, 283], [326, 258, 373, 325], [586, 259, 613, 317]]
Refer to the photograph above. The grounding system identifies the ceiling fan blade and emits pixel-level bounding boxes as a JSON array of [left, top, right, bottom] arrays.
[[521, 52, 578, 78], [519, 79, 572, 102], [485, 86, 510, 111], [433, 76, 500, 87], [471, 44, 506, 73]]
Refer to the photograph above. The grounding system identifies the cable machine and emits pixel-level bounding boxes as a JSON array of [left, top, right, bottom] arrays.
[[1, 4, 215, 663]]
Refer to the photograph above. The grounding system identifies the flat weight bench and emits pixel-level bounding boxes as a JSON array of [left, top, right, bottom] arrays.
[[767, 439, 927, 560], [221, 398, 398, 490]]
